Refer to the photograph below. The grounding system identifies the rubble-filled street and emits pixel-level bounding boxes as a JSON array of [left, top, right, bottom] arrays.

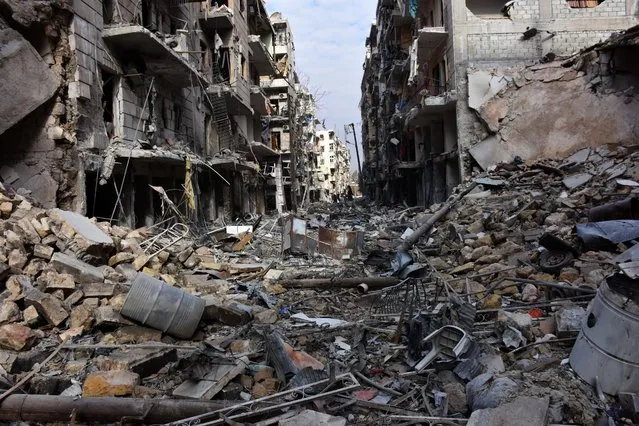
[[2, 144, 639, 424], [2, 0, 639, 425]]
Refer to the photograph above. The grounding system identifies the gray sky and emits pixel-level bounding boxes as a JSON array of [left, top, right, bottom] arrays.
[[265, 0, 376, 172]]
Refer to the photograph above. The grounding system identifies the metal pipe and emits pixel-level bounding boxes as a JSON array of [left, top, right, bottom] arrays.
[[397, 183, 478, 253], [0, 395, 230, 423], [279, 276, 401, 289]]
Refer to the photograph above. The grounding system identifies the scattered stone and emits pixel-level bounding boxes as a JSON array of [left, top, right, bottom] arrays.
[[33, 244, 54, 260], [451, 262, 475, 275], [70, 303, 95, 329], [64, 290, 84, 307], [0, 301, 22, 324], [96, 348, 177, 378], [555, 306, 586, 337], [108, 252, 135, 267], [202, 296, 253, 326], [8, 249, 28, 270], [22, 306, 40, 327], [82, 370, 140, 397], [467, 396, 549, 426], [114, 326, 162, 343], [94, 306, 133, 329], [0, 324, 36, 351], [471, 246, 492, 261], [82, 283, 115, 298], [466, 373, 519, 411], [255, 309, 278, 324], [51, 252, 105, 284], [24, 287, 69, 326]]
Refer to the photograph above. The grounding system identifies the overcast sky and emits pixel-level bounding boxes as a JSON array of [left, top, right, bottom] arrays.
[[265, 0, 376, 172]]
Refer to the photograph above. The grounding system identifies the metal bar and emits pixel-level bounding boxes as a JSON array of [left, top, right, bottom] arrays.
[[166, 373, 360, 426]]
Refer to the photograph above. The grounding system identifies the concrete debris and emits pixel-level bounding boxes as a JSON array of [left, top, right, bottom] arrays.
[[0, 3, 638, 424]]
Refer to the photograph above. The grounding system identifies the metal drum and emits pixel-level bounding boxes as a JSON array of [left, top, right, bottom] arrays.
[[121, 273, 205, 339], [569, 280, 639, 395]]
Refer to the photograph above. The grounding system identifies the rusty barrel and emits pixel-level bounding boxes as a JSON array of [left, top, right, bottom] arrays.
[[121, 273, 205, 339]]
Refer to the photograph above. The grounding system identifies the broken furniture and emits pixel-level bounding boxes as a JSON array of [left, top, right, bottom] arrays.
[[414, 325, 472, 372]]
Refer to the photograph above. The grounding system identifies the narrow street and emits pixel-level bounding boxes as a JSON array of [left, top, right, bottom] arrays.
[[0, 0, 639, 425]]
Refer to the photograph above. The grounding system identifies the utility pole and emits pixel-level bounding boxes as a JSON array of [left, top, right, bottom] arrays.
[[349, 123, 363, 193]]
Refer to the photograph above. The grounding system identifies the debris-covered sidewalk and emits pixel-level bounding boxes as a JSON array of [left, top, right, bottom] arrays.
[[1, 145, 639, 425]]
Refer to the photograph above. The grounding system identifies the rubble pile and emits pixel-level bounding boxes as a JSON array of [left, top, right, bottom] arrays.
[[0, 146, 639, 424]]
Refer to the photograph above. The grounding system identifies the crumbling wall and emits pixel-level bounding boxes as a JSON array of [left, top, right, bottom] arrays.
[[463, 45, 639, 171], [0, 1, 78, 209]]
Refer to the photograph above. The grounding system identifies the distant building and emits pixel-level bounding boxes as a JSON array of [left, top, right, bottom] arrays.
[[310, 130, 352, 202]]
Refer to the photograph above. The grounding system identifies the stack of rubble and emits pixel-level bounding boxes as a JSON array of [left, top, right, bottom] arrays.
[[1, 146, 639, 424]]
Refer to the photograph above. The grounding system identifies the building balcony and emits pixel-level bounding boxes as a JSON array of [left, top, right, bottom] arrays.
[[260, 78, 290, 91], [249, 141, 279, 158], [102, 25, 208, 88], [249, 35, 278, 76], [199, 5, 234, 33], [416, 27, 448, 64], [274, 44, 288, 56], [269, 115, 289, 123], [250, 85, 269, 115], [206, 83, 253, 116]]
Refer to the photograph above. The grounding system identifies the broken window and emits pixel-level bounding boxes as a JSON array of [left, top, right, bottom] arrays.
[[465, 0, 509, 17], [329, 143, 334, 151], [241, 54, 248, 80], [566, 0, 605, 7], [101, 69, 117, 141], [330, 155, 335, 163]]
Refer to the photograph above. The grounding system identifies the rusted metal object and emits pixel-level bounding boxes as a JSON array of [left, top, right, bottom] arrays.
[[282, 215, 363, 260], [588, 197, 639, 222], [569, 275, 639, 395], [318, 227, 363, 259]]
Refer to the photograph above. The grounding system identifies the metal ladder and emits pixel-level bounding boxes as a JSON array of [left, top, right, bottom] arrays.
[[210, 55, 235, 151]]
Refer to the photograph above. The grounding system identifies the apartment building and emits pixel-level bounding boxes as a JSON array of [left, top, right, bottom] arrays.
[[310, 130, 352, 202], [0, 0, 311, 229], [361, 0, 637, 206]]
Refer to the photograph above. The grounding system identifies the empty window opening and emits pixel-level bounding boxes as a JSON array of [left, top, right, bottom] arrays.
[[101, 70, 117, 141], [465, 0, 509, 17], [85, 172, 120, 222], [103, 0, 115, 25], [566, 0, 605, 7], [271, 131, 281, 150]]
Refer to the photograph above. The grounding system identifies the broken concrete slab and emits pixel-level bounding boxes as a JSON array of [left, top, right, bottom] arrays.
[[280, 410, 347, 426], [49, 210, 114, 260], [0, 21, 61, 136], [94, 306, 133, 329], [563, 173, 593, 189], [50, 252, 105, 284], [24, 287, 69, 326], [467, 396, 549, 426], [173, 356, 248, 400], [202, 296, 253, 326], [96, 348, 177, 378]]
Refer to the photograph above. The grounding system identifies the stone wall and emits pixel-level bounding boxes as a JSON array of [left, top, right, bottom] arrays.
[[0, 1, 79, 209]]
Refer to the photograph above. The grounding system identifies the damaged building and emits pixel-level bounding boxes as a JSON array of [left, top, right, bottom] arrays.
[[360, 0, 638, 206], [0, 0, 313, 228], [308, 129, 353, 202]]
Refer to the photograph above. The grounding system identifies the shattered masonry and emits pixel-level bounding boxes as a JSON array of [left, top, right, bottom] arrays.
[[0, 0, 332, 226], [360, 0, 637, 207]]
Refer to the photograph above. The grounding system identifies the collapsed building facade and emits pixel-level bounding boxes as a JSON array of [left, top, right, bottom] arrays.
[[360, 0, 638, 206], [0, 0, 314, 228]]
